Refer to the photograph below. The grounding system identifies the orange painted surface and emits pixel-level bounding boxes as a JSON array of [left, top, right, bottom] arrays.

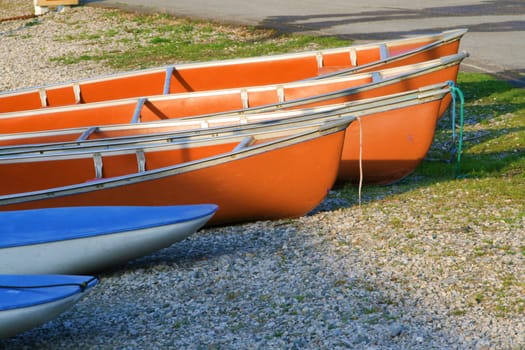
[[337, 97, 443, 184], [0, 129, 345, 226], [0, 31, 464, 113], [362, 40, 460, 73], [0, 88, 449, 185], [0, 56, 462, 135]]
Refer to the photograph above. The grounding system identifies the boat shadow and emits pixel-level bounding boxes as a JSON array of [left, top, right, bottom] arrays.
[[260, 1, 525, 35]]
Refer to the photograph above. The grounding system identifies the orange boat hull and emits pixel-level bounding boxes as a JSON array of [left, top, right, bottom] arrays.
[[0, 29, 466, 113], [0, 124, 347, 226], [0, 84, 452, 185], [338, 96, 445, 184], [0, 53, 466, 135]]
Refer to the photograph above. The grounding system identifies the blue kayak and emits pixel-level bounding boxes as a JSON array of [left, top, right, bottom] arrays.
[[0, 204, 218, 274], [0, 274, 98, 338]]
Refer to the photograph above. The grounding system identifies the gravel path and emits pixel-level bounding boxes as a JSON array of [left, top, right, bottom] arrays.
[[1, 3, 523, 349]]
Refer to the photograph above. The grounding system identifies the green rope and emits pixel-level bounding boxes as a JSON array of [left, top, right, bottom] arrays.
[[447, 81, 465, 178]]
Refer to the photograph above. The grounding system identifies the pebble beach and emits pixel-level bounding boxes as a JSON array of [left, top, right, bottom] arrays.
[[1, 2, 524, 349]]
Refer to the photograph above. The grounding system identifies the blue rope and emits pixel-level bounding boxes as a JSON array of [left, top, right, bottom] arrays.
[[447, 81, 465, 178]]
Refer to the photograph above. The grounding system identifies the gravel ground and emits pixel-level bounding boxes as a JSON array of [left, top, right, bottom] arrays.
[[1, 3, 524, 350]]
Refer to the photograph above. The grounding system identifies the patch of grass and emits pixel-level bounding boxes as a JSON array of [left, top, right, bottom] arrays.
[[50, 11, 350, 69], [52, 53, 102, 65], [294, 295, 306, 302], [333, 72, 524, 318], [333, 279, 347, 287], [362, 305, 381, 315], [225, 291, 239, 301], [24, 19, 40, 27], [450, 308, 467, 316]]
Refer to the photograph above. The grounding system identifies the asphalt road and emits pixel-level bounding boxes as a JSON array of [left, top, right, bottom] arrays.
[[85, 0, 525, 86]]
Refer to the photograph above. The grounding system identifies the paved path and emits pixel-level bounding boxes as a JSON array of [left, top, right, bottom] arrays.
[[85, 0, 525, 86]]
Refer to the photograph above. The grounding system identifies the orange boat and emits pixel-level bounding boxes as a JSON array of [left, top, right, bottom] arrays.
[[0, 117, 353, 226], [0, 53, 467, 135], [0, 83, 452, 185], [0, 29, 467, 113]]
